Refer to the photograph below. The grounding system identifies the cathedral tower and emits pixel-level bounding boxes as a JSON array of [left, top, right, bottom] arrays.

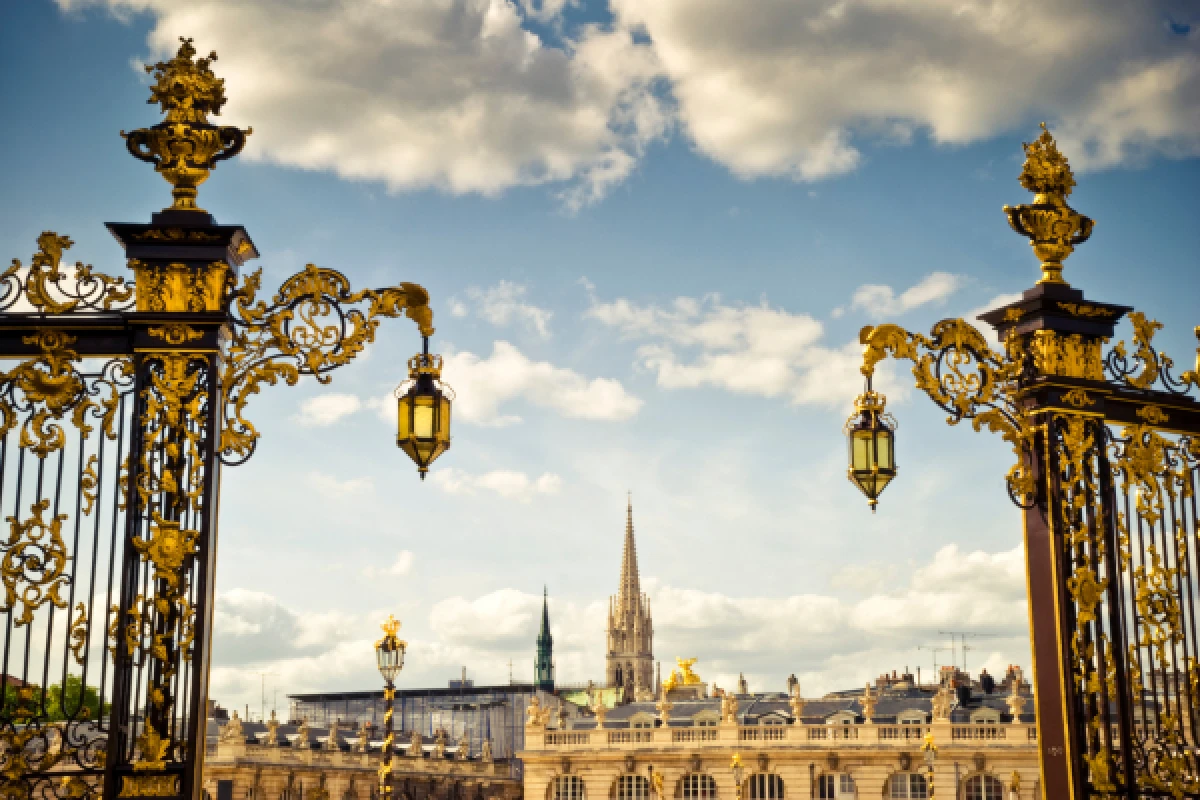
[[606, 497, 654, 698], [535, 587, 555, 690]]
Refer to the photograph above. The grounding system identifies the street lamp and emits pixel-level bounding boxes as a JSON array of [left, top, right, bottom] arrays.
[[375, 615, 407, 799], [921, 731, 937, 799], [396, 337, 454, 479], [843, 377, 896, 512], [731, 754, 745, 800]]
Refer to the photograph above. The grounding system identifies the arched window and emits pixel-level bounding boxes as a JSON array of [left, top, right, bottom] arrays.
[[963, 776, 1003, 800], [551, 777, 587, 800], [676, 775, 717, 800], [747, 774, 784, 800], [886, 773, 927, 799], [615, 776, 651, 800], [816, 774, 855, 799]]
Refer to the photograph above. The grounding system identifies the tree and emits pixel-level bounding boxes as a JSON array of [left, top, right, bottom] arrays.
[[3, 675, 109, 722]]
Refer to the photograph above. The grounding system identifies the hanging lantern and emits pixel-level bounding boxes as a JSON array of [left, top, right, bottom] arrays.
[[844, 381, 897, 512], [396, 339, 453, 478]]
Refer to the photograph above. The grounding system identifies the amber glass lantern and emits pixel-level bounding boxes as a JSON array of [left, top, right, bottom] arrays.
[[375, 614, 407, 683], [844, 379, 897, 512], [396, 338, 453, 478]]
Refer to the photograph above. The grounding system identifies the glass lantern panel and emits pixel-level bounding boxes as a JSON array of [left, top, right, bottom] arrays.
[[851, 431, 872, 471], [876, 430, 893, 470], [413, 400, 435, 438], [438, 397, 452, 444], [397, 396, 412, 438]]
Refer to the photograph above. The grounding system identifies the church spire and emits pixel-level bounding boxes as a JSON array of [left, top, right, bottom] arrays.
[[535, 586, 555, 690], [618, 493, 641, 614]]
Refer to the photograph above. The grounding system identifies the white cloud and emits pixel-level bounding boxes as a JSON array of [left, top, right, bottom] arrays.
[[611, 0, 1200, 180], [457, 281, 554, 337], [585, 292, 896, 408], [292, 393, 363, 427], [364, 551, 415, 579], [432, 467, 562, 502], [443, 341, 642, 426], [850, 272, 966, 317], [305, 470, 374, 497], [62, 0, 670, 207]]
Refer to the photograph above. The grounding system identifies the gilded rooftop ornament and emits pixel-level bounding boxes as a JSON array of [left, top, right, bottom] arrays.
[[1003, 123, 1093, 286], [122, 38, 251, 212]]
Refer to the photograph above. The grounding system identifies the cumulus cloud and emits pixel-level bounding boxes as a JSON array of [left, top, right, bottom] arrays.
[[305, 471, 374, 497], [363, 551, 415, 579], [431, 468, 563, 501], [61, 0, 669, 207], [611, 0, 1200, 180], [443, 341, 642, 426], [455, 281, 553, 337], [292, 393, 363, 427], [850, 272, 965, 318], [585, 292, 895, 408]]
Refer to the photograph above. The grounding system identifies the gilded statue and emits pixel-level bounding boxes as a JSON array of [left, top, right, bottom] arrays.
[[676, 657, 702, 685]]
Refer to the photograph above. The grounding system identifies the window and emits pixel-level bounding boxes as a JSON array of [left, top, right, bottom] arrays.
[[552, 777, 587, 800], [887, 774, 927, 799], [616, 776, 651, 800], [694, 712, 719, 728], [677, 775, 717, 800], [696, 719, 717, 728], [897, 710, 926, 725], [963, 776, 1004, 800], [970, 710, 1000, 725], [762, 716, 786, 726], [817, 774, 855, 799], [748, 774, 784, 800]]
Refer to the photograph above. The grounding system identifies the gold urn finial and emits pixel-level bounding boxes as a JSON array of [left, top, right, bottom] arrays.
[[1003, 122, 1094, 286], [122, 37, 252, 212]]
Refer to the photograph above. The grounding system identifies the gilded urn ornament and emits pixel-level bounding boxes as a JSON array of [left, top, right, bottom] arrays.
[[122, 38, 251, 212]]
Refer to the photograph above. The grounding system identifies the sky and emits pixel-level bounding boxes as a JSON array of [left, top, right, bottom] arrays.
[[0, 0, 1198, 721]]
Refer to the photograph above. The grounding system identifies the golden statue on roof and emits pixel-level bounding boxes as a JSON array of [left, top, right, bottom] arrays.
[[122, 37, 251, 213]]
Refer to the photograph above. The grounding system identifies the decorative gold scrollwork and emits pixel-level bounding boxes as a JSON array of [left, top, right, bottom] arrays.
[[0, 232, 134, 314], [1062, 389, 1096, 409], [0, 499, 70, 627], [80, 455, 99, 516], [69, 602, 88, 666], [147, 324, 204, 346], [219, 265, 434, 465], [118, 775, 179, 798], [1105, 311, 1200, 396]]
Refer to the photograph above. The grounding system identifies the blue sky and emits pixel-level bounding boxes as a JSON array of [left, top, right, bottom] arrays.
[[1, 0, 1198, 718]]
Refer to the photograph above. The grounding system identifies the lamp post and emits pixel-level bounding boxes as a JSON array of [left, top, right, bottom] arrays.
[[844, 123, 1200, 799], [731, 754, 745, 800], [375, 615, 407, 800], [921, 731, 937, 800]]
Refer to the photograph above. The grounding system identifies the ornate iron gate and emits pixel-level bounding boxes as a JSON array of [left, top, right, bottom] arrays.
[[0, 39, 440, 800], [852, 123, 1200, 798]]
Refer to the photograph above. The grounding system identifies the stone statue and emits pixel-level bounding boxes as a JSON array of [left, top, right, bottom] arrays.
[[862, 683, 877, 723], [786, 673, 798, 695], [265, 710, 281, 746], [355, 721, 371, 753], [525, 696, 550, 728], [591, 698, 608, 728], [220, 710, 244, 742], [295, 717, 312, 749], [656, 697, 674, 725], [409, 729, 423, 757], [456, 732, 470, 760], [556, 705, 568, 730], [480, 738, 493, 763], [325, 718, 343, 750], [788, 685, 805, 720], [432, 728, 447, 759], [721, 692, 739, 724], [932, 687, 952, 721]]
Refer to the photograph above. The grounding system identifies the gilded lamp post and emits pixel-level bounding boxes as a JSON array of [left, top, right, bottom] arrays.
[[375, 615, 407, 800], [0, 38, 450, 800], [846, 124, 1200, 799]]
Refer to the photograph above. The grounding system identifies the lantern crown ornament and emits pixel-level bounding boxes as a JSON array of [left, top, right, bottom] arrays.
[[1002, 122, 1093, 286], [375, 614, 407, 684], [844, 375, 897, 512], [122, 37, 252, 212], [396, 338, 454, 478]]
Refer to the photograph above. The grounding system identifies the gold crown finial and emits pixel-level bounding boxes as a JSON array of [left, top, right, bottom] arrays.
[[122, 37, 251, 212], [381, 614, 401, 638], [1003, 122, 1093, 286]]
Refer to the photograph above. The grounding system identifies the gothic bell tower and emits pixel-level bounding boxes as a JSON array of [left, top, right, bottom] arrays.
[[535, 587, 555, 691], [606, 497, 654, 699]]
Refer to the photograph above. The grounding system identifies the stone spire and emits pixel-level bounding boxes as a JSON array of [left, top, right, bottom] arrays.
[[618, 494, 641, 614], [535, 586, 555, 690]]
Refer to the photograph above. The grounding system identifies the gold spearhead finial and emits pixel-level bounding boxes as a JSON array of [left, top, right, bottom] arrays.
[[1002, 123, 1093, 286], [122, 37, 252, 213]]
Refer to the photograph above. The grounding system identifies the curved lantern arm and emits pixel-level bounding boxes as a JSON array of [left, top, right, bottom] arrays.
[[219, 264, 435, 466], [856, 318, 1038, 507]]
